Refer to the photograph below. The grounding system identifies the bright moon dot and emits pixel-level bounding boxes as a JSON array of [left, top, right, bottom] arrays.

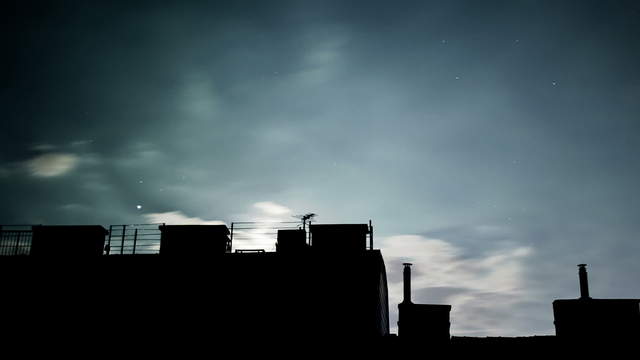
[[136, 205, 142, 210]]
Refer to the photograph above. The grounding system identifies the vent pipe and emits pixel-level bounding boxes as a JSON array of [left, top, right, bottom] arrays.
[[403, 263, 413, 304], [578, 264, 591, 299]]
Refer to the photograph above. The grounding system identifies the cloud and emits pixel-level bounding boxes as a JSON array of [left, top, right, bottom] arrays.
[[69, 139, 94, 147], [143, 210, 226, 225], [0, 166, 10, 178], [381, 232, 535, 336], [25, 153, 79, 177], [253, 201, 291, 216], [113, 142, 163, 168], [292, 31, 347, 86], [141, 204, 294, 252], [59, 203, 90, 211], [229, 228, 279, 252], [180, 73, 220, 121], [220, 201, 296, 252], [31, 143, 57, 151]]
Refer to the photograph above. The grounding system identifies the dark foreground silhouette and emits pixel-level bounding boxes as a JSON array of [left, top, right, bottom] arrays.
[[0, 223, 638, 353]]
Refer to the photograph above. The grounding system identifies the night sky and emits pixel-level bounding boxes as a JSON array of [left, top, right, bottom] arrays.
[[3, 1, 640, 336]]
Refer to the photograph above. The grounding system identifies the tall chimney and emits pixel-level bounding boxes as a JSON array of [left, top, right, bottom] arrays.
[[578, 264, 591, 299], [403, 263, 413, 304]]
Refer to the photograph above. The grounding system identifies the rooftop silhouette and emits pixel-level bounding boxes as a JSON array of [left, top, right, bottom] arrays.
[[0, 221, 638, 350]]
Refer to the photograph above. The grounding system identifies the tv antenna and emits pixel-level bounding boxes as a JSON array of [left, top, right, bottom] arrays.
[[292, 213, 316, 231]]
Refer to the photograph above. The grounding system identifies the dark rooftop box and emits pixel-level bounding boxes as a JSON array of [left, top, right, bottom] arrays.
[[310, 224, 368, 253], [398, 303, 451, 342], [277, 229, 307, 253], [30, 225, 107, 257], [553, 298, 640, 341], [159, 225, 230, 256]]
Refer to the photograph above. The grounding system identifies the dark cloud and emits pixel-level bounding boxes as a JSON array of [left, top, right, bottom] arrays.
[[3, 0, 640, 335]]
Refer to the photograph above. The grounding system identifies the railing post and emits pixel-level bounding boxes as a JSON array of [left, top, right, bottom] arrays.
[[132, 228, 138, 255], [15, 231, 20, 256], [369, 220, 373, 250], [106, 225, 113, 255], [121, 225, 126, 255]]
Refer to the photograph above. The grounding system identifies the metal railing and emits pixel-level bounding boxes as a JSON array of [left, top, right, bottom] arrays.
[[230, 221, 303, 252], [228, 221, 376, 251], [0, 226, 33, 256], [0, 220, 375, 256], [106, 224, 164, 255]]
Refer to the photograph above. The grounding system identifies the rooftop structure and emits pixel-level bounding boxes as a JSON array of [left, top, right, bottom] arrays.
[[397, 263, 451, 343], [1, 222, 638, 350], [0, 221, 388, 341], [553, 264, 640, 343]]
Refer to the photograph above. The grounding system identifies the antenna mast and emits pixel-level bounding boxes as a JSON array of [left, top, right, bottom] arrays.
[[293, 213, 316, 231]]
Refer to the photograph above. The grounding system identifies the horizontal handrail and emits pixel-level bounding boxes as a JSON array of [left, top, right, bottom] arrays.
[[0, 220, 375, 256]]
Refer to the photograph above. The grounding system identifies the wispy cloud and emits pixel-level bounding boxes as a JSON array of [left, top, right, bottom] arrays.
[[25, 153, 80, 177], [142, 203, 295, 252], [31, 143, 57, 152], [180, 73, 220, 121], [227, 201, 296, 251], [253, 201, 291, 216], [0, 166, 11, 178], [143, 210, 226, 225], [381, 231, 535, 336]]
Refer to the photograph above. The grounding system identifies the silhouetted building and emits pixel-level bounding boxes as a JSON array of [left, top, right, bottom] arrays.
[[2, 222, 639, 349], [397, 263, 452, 343], [0, 222, 388, 341], [553, 264, 640, 343]]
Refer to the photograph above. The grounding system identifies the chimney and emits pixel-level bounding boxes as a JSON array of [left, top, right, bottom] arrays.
[[403, 263, 412, 304], [578, 264, 591, 299]]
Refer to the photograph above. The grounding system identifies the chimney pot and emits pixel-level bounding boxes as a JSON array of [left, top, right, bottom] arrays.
[[578, 264, 591, 299], [403, 263, 412, 304]]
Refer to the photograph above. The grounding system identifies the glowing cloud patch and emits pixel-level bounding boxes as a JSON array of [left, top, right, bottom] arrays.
[[381, 232, 534, 336], [143, 210, 225, 225], [25, 153, 79, 177], [252, 201, 291, 216]]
